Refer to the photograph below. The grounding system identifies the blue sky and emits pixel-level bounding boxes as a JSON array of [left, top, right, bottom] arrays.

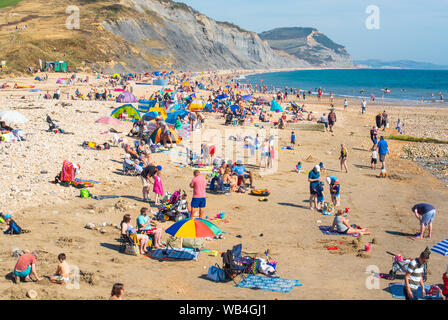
[[177, 0, 448, 65]]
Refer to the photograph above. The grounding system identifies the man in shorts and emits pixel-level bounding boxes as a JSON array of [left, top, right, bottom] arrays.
[[412, 203, 436, 239], [308, 165, 321, 210], [12, 251, 42, 283], [190, 170, 207, 219], [376, 136, 389, 170]]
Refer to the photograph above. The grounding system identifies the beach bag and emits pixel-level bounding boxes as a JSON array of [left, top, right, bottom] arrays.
[[207, 264, 226, 282], [60, 160, 75, 183], [182, 238, 205, 250], [80, 188, 90, 198], [124, 244, 139, 256]]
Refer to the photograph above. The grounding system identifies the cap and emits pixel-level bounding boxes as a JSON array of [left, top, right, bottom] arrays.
[[314, 165, 320, 172], [4, 214, 11, 219], [157, 165, 162, 171]]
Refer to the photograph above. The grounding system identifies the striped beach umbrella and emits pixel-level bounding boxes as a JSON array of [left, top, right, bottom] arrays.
[[431, 239, 448, 256], [165, 218, 222, 238]]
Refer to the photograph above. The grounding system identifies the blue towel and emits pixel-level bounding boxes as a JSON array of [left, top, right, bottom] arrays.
[[75, 178, 101, 184], [319, 225, 359, 237], [237, 275, 302, 293], [389, 283, 442, 300], [149, 248, 199, 260], [92, 195, 119, 200]]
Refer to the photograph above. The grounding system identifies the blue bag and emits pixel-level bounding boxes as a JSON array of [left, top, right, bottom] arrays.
[[207, 263, 226, 282]]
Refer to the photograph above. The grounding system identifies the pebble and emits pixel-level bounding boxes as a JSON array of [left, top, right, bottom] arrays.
[[85, 223, 95, 229]]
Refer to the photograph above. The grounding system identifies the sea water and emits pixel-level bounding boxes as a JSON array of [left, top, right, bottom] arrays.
[[243, 69, 448, 105]]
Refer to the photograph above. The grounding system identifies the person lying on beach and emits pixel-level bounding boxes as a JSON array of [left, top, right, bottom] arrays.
[[49, 253, 70, 284], [12, 251, 42, 283], [331, 210, 371, 235]]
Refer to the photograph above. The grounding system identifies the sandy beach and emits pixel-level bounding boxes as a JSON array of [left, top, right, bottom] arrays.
[[0, 71, 447, 300]]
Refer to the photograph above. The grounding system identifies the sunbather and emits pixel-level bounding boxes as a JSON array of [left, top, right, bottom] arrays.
[[121, 214, 150, 254], [331, 210, 371, 235], [222, 168, 238, 192]]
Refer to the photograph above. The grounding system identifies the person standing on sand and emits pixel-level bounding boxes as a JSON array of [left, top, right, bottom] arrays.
[[339, 144, 348, 173], [308, 165, 321, 210], [361, 99, 367, 114], [404, 248, 430, 300], [190, 170, 207, 219], [376, 136, 389, 170], [381, 110, 388, 130], [344, 98, 348, 110], [140, 164, 159, 202], [328, 109, 336, 133], [411, 203, 436, 239]]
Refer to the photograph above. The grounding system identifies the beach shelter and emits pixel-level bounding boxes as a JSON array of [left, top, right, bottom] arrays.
[[189, 99, 204, 111], [431, 239, 448, 256], [229, 104, 240, 114], [34, 77, 42, 81], [138, 99, 158, 113], [148, 126, 181, 144], [142, 111, 159, 121], [110, 104, 141, 120], [215, 94, 229, 100], [112, 74, 120, 79], [149, 106, 167, 120], [165, 218, 222, 238], [165, 110, 190, 124], [56, 78, 68, 85], [116, 91, 136, 103], [203, 103, 213, 112], [45, 61, 67, 72], [270, 99, 284, 112]]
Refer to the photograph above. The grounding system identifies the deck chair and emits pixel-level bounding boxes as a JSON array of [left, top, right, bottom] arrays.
[[221, 244, 256, 284], [122, 159, 142, 176], [118, 233, 152, 255]]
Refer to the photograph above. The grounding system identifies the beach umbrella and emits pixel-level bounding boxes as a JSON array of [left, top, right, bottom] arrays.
[[164, 88, 174, 92], [0, 110, 28, 124], [215, 94, 228, 100], [95, 117, 124, 125], [431, 239, 448, 256], [189, 99, 204, 111], [242, 95, 252, 101], [165, 218, 222, 238]]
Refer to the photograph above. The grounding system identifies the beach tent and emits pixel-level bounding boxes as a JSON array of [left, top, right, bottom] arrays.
[[215, 94, 228, 100], [148, 126, 181, 144], [34, 77, 42, 81], [165, 110, 190, 124], [45, 61, 68, 72], [138, 99, 158, 113], [56, 78, 68, 85], [270, 99, 284, 113], [153, 79, 168, 86], [112, 74, 120, 79], [116, 91, 136, 103], [148, 106, 167, 120], [189, 99, 204, 111], [142, 111, 160, 121], [203, 103, 213, 112], [110, 104, 141, 120]]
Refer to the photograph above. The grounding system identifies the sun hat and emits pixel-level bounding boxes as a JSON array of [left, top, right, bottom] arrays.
[[314, 165, 320, 172]]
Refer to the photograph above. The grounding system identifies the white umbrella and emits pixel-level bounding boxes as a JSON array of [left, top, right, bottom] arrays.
[[0, 110, 28, 124]]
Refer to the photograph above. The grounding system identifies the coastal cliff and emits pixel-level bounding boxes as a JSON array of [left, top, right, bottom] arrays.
[[259, 27, 353, 68], [0, 0, 351, 74]]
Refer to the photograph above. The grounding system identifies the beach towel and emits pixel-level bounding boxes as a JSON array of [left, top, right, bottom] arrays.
[[92, 195, 119, 200], [75, 178, 101, 184], [389, 283, 442, 300], [237, 275, 302, 293], [318, 225, 359, 237], [148, 247, 199, 260]]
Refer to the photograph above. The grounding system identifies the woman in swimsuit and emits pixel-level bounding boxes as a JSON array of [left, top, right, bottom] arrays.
[[331, 210, 371, 235]]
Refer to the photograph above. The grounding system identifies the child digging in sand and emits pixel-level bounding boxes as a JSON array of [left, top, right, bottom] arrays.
[[50, 253, 70, 284]]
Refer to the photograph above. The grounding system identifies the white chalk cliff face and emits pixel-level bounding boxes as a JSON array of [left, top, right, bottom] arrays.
[[259, 27, 353, 68], [102, 0, 310, 72]]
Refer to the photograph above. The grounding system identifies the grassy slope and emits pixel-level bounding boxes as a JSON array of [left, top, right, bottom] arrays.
[[0, 0, 23, 10], [0, 0, 174, 76]]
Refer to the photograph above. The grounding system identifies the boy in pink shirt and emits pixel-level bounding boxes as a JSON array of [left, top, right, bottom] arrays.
[[190, 170, 206, 219]]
